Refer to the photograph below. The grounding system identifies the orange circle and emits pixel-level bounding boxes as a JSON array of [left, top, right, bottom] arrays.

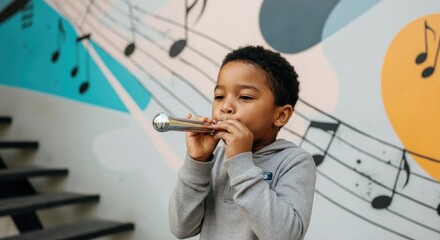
[[382, 14, 440, 181]]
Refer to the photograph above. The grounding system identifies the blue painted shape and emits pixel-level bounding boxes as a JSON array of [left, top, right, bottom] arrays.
[[0, 0, 151, 112], [259, 0, 340, 54], [259, 0, 380, 54], [322, 0, 380, 39]]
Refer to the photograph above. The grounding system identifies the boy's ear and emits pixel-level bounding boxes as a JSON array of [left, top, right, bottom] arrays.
[[274, 104, 293, 128]]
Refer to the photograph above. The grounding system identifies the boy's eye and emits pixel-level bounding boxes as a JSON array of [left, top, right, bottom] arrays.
[[214, 95, 224, 100], [239, 96, 253, 100]]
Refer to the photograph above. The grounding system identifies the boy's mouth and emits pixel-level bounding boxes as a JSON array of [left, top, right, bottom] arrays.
[[215, 118, 239, 123], [215, 118, 230, 122]]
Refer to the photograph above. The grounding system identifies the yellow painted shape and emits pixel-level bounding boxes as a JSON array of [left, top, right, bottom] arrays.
[[382, 14, 440, 181]]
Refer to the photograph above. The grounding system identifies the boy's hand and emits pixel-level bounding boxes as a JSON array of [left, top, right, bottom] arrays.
[[185, 114, 220, 162], [212, 120, 253, 160]]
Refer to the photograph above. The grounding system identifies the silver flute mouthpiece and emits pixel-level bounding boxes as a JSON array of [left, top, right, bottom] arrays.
[[152, 112, 214, 133]]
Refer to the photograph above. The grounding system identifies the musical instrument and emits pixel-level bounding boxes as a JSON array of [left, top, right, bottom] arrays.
[[152, 113, 214, 133]]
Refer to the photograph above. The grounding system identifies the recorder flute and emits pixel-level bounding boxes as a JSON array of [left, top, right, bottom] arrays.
[[152, 112, 214, 133]]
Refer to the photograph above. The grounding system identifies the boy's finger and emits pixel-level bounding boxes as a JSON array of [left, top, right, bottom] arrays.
[[213, 122, 237, 134], [213, 120, 245, 133], [213, 131, 229, 141]]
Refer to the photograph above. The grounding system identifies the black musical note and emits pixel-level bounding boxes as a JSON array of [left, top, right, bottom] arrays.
[[20, 1, 33, 29], [124, 0, 136, 56], [169, 0, 207, 57], [51, 18, 66, 63], [300, 121, 340, 166], [79, 0, 95, 30], [416, 21, 436, 65], [421, 39, 440, 78], [79, 49, 90, 94], [437, 203, 440, 216], [371, 150, 410, 209], [71, 34, 91, 77]]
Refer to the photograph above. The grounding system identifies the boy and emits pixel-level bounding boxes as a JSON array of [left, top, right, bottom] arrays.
[[168, 45, 316, 240]]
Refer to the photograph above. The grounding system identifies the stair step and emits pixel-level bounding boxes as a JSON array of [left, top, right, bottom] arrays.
[[0, 141, 39, 149], [0, 192, 100, 216], [0, 117, 12, 124], [0, 219, 135, 240], [0, 167, 68, 182]]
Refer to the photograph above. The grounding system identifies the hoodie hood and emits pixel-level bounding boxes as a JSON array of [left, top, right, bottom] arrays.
[[253, 139, 297, 160]]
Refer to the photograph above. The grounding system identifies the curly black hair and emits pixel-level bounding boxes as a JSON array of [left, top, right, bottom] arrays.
[[221, 45, 299, 108]]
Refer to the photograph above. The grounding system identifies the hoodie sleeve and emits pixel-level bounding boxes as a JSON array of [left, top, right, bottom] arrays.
[[168, 154, 215, 239], [223, 150, 316, 240]]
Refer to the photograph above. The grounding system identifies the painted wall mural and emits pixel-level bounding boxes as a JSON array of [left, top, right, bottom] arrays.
[[0, 0, 439, 239]]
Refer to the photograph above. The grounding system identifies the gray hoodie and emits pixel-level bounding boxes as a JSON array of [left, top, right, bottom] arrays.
[[169, 139, 316, 240]]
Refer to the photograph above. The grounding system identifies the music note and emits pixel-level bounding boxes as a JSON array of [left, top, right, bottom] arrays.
[[79, 49, 90, 94], [71, 34, 91, 77], [421, 39, 440, 78], [20, 1, 33, 29], [371, 150, 410, 209], [79, 0, 95, 30], [51, 18, 66, 63], [169, 0, 207, 57], [437, 203, 440, 215], [437, 203, 440, 216], [124, 0, 136, 56], [300, 121, 340, 166], [415, 21, 436, 65]]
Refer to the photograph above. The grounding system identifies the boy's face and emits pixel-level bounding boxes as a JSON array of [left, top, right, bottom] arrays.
[[212, 61, 280, 146]]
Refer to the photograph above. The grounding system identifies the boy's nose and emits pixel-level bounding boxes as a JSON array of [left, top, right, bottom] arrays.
[[221, 107, 233, 114], [220, 102, 234, 114]]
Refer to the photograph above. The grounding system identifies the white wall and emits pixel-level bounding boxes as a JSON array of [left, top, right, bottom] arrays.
[[1, 0, 440, 239]]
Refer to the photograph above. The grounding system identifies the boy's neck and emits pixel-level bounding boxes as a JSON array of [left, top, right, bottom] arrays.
[[252, 137, 277, 153]]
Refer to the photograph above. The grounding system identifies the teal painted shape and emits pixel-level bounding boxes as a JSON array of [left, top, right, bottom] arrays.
[[91, 41, 151, 110], [0, 0, 151, 112]]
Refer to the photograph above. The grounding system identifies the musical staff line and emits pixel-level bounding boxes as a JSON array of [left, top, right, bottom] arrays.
[[76, 0, 213, 104], [98, 9, 440, 212], [315, 190, 414, 240], [65, 0, 440, 188], [79, 0, 94, 30], [318, 168, 440, 234], [131, 2, 232, 51], [91, 0, 216, 84], [292, 110, 439, 185], [299, 99, 440, 164], [89, 0, 440, 168], [53, 0, 173, 114], [62, 0, 207, 115], [103, 0, 221, 68], [287, 127, 439, 213], [50, 1, 440, 238], [63, 0, 438, 189]]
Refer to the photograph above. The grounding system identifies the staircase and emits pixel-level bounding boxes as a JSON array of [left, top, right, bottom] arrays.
[[0, 116, 134, 240]]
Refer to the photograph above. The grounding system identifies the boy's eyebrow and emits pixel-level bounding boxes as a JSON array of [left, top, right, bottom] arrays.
[[214, 84, 260, 92]]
